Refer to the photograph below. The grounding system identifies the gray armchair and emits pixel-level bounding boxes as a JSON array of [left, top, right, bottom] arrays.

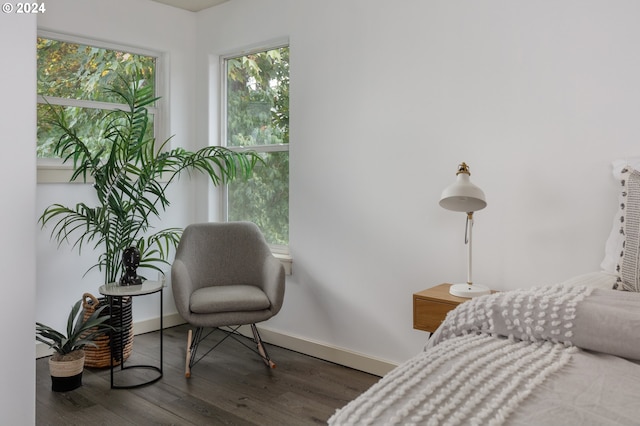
[[171, 222, 285, 377]]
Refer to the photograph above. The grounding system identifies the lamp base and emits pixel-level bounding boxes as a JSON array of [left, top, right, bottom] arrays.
[[449, 283, 491, 298]]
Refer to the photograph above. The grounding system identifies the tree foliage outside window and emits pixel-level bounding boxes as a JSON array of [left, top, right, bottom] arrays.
[[37, 36, 157, 160], [225, 46, 289, 246]]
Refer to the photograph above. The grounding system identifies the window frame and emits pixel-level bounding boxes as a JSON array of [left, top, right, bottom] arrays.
[[219, 41, 291, 263], [36, 31, 166, 184]]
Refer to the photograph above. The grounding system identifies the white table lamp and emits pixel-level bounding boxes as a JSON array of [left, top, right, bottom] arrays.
[[439, 162, 490, 298]]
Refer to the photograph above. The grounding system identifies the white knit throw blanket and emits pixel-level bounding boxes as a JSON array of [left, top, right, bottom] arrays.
[[329, 284, 594, 426]]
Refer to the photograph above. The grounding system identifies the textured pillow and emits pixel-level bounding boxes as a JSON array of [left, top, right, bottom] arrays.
[[614, 167, 640, 292], [601, 158, 640, 274]]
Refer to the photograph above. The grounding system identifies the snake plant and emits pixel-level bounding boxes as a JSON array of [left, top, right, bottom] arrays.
[[36, 298, 113, 357]]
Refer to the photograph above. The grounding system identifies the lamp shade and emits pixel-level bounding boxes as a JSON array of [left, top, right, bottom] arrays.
[[439, 163, 487, 213]]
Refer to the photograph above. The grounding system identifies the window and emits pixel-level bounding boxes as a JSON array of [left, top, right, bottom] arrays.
[[223, 45, 290, 248], [37, 33, 159, 180]]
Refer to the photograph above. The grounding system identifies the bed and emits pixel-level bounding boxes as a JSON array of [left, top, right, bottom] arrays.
[[329, 162, 640, 426]]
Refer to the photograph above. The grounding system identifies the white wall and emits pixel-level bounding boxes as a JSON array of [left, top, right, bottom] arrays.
[[36, 0, 199, 335], [0, 9, 36, 425], [198, 0, 639, 366]]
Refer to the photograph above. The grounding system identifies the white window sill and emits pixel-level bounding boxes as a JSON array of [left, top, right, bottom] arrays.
[[273, 252, 293, 275], [37, 161, 85, 184], [273, 253, 293, 275]]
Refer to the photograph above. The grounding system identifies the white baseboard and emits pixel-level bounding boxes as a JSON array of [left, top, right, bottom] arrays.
[[237, 324, 396, 377], [36, 342, 54, 359], [36, 314, 397, 377], [133, 312, 186, 334]]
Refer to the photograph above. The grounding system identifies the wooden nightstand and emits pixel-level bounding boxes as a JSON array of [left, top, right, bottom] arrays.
[[413, 283, 482, 333]]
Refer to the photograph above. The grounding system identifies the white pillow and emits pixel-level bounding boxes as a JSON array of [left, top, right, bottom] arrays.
[[616, 167, 640, 292], [601, 157, 640, 274]]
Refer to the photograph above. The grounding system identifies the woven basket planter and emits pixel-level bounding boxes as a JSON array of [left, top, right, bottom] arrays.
[[82, 293, 134, 368], [49, 350, 85, 392]]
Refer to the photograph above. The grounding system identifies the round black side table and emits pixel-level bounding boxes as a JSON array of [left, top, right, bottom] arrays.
[[99, 280, 163, 389]]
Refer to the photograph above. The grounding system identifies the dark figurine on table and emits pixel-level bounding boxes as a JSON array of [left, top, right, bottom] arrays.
[[120, 246, 143, 286]]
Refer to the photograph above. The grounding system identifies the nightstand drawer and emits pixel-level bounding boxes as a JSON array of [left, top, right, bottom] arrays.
[[413, 283, 467, 333], [413, 298, 459, 333], [413, 283, 495, 333]]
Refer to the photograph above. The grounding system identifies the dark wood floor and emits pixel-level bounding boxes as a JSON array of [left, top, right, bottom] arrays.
[[36, 324, 380, 425]]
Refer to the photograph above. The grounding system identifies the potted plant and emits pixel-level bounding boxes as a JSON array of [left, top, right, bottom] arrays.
[[39, 71, 259, 367], [36, 297, 114, 392], [39, 71, 260, 285]]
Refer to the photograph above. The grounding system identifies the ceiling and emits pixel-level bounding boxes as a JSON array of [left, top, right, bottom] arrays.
[[150, 0, 229, 12]]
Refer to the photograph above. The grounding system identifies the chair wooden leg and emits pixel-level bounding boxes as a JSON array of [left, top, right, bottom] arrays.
[[185, 329, 192, 378], [251, 324, 276, 369]]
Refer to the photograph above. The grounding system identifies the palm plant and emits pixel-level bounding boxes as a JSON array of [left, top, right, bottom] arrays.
[[39, 72, 260, 284], [36, 299, 113, 359]]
